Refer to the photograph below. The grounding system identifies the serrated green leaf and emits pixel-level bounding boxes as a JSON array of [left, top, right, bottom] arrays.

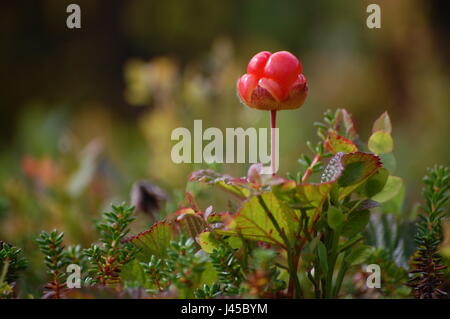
[[128, 222, 175, 261], [222, 192, 299, 247], [338, 152, 382, 199], [324, 131, 358, 154]]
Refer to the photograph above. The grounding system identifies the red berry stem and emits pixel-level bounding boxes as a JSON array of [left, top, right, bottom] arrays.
[[301, 153, 321, 183], [270, 110, 277, 176]]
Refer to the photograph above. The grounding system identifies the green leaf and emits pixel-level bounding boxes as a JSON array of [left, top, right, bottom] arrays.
[[272, 180, 297, 203], [317, 241, 328, 273], [338, 152, 382, 199], [361, 167, 389, 198], [328, 207, 345, 231], [342, 210, 370, 238], [127, 222, 175, 261], [345, 245, 373, 266], [372, 176, 403, 203], [321, 152, 381, 200], [372, 111, 392, 134], [294, 183, 334, 209], [227, 236, 243, 250], [368, 131, 394, 154], [197, 232, 220, 254], [379, 152, 397, 173], [381, 183, 405, 216], [220, 192, 298, 247], [339, 162, 367, 186], [199, 261, 218, 286]]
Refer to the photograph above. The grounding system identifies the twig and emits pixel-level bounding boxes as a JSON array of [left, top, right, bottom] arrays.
[[301, 154, 321, 183]]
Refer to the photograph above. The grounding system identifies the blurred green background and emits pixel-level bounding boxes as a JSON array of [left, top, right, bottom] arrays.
[[0, 0, 449, 296]]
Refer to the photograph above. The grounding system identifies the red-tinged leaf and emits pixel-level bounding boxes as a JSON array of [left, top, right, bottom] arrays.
[[125, 222, 175, 261], [184, 192, 200, 211], [272, 180, 297, 202], [247, 163, 263, 185], [334, 108, 358, 140], [324, 131, 358, 154], [341, 109, 358, 140], [321, 152, 382, 200], [189, 169, 251, 199], [295, 183, 334, 209], [285, 182, 336, 228], [276, 152, 382, 223], [175, 208, 209, 238], [338, 152, 382, 199], [372, 111, 392, 133], [197, 231, 219, 253]]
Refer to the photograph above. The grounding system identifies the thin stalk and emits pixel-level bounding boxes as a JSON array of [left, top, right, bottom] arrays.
[[347, 199, 364, 215], [301, 153, 321, 183], [332, 256, 348, 298], [307, 269, 321, 298], [325, 230, 340, 298], [274, 262, 289, 271], [241, 237, 250, 271], [0, 261, 9, 286], [270, 110, 277, 176], [300, 209, 312, 242], [338, 235, 363, 253], [287, 249, 302, 298]]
